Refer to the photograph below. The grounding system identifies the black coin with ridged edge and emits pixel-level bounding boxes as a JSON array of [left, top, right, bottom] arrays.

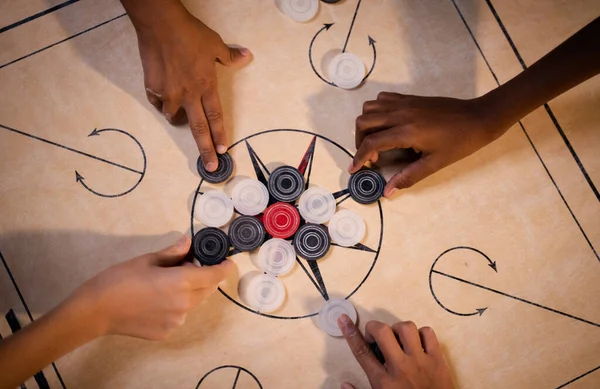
[[196, 152, 234, 184], [228, 216, 266, 252], [192, 227, 230, 265], [268, 165, 305, 202], [293, 223, 331, 261], [348, 168, 385, 204]]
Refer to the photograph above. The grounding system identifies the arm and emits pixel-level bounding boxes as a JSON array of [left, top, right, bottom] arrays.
[[351, 17, 600, 196], [120, 0, 251, 172], [0, 236, 233, 389]]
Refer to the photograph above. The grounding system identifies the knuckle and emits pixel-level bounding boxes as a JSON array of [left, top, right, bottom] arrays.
[[355, 343, 372, 359], [205, 110, 223, 122], [399, 320, 418, 333], [190, 121, 209, 136]]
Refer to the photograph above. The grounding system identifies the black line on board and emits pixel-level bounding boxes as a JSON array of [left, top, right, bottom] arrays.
[[308, 260, 329, 300], [428, 247, 493, 317], [197, 129, 384, 319], [1, 252, 67, 388], [432, 270, 600, 328], [297, 136, 317, 190], [448, 0, 599, 263], [335, 193, 351, 206], [556, 365, 600, 388], [245, 140, 270, 187], [342, 0, 362, 53], [295, 257, 327, 300], [0, 124, 142, 174], [308, 24, 337, 86], [196, 365, 263, 389], [5, 310, 50, 388], [483, 0, 599, 202], [232, 368, 241, 389], [332, 242, 377, 253], [0, 0, 80, 34], [0, 13, 126, 70]]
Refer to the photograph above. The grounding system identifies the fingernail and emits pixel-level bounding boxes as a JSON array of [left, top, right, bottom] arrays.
[[206, 162, 216, 172], [239, 47, 250, 56], [216, 144, 227, 154], [340, 383, 354, 389], [176, 235, 189, 247], [164, 113, 172, 121], [385, 188, 397, 198], [347, 163, 354, 173]]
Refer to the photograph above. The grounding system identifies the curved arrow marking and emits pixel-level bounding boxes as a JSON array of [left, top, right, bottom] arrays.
[[308, 23, 336, 87], [429, 246, 497, 317], [429, 246, 600, 327], [308, 0, 377, 87], [75, 128, 147, 198]]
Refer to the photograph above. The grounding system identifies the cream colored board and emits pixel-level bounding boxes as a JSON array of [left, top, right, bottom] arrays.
[[0, 1, 598, 388]]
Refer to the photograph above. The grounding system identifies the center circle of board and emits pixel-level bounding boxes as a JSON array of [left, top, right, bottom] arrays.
[[263, 202, 301, 239]]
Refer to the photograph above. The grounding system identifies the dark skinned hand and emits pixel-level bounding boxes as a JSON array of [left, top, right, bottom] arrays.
[[349, 92, 504, 197], [136, 7, 252, 171], [338, 315, 454, 389]]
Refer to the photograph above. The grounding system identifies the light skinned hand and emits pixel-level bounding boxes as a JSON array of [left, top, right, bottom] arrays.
[[74, 235, 234, 340], [137, 6, 252, 171], [350, 92, 505, 197], [337, 315, 454, 389]]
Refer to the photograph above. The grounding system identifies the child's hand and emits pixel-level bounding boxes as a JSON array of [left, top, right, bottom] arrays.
[[75, 235, 233, 340], [136, 5, 252, 171], [350, 92, 504, 197], [338, 315, 454, 389]]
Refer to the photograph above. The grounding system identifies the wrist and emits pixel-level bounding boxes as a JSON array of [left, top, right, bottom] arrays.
[[475, 88, 514, 141], [58, 282, 110, 341]]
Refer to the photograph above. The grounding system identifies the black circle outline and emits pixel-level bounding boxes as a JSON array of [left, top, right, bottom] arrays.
[[190, 129, 384, 320], [195, 365, 262, 389]]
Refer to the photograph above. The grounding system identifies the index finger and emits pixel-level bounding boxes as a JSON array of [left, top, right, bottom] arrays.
[[338, 314, 386, 380], [350, 128, 409, 173], [185, 99, 219, 172], [183, 259, 234, 288]]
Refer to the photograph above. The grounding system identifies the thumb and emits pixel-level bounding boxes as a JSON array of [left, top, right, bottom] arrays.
[[216, 44, 252, 66], [152, 235, 192, 267], [384, 156, 437, 197], [340, 383, 356, 389]]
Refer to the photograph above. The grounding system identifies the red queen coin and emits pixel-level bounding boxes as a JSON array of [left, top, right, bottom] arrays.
[[263, 202, 301, 239]]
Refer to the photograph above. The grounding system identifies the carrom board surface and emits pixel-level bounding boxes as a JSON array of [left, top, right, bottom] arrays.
[[0, 0, 599, 388]]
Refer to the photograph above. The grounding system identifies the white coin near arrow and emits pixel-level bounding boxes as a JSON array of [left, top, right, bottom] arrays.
[[328, 52, 365, 89], [279, 0, 319, 23]]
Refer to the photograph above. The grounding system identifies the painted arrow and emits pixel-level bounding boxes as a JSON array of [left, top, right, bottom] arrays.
[[1, 124, 146, 198], [308, 0, 377, 87], [75, 128, 147, 197], [428, 246, 498, 317]]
